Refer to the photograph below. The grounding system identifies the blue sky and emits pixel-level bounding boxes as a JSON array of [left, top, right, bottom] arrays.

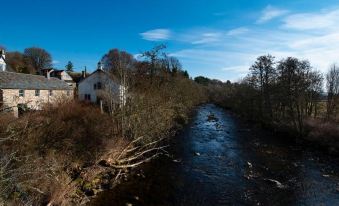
[[1, 0, 339, 81]]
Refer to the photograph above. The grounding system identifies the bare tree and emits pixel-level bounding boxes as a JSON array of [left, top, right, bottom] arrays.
[[101, 49, 135, 137], [249, 55, 276, 121], [24, 47, 52, 74], [326, 64, 339, 120], [142, 44, 167, 82]]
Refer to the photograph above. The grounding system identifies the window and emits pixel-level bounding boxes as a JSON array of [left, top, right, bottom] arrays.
[[17, 104, 28, 116], [19, 89, 25, 97], [94, 84, 97, 90], [0, 90, 3, 107], [35, 89, 40, 96], [85, 94, 91, 101], [97, 82, 102, 89], [49, 90, 53, 96]]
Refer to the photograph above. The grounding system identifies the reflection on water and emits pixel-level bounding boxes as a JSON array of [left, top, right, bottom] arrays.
[[92, 104, 339, 206]]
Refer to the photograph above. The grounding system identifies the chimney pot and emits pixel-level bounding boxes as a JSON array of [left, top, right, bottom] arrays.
[[0, 49, 5, 72]]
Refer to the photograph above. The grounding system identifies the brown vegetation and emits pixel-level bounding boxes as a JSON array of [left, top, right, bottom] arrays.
[[0, 45, 207, 205], [5, 47, 52, 74]]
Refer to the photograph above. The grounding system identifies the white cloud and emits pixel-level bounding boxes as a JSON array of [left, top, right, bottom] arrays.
[[52, 60, 60, 65], [133, 53, 143, 60], [171, 48, 258, 81], [192, 32, 222, 44], [139, 8, 339, 81], [140, 29, 171, 41], [290, 32, 339, 49], [221, 65, 249, 72], [171, 20, 339, 81], [227, 27, 249, 36], [282, 9, 339, 30], [257, 5, 289, 24]]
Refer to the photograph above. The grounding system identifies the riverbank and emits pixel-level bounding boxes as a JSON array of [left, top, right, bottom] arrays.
[[0, 75, 207, 205], [90, 104, 339, 205], [213, 101, 339, 155]]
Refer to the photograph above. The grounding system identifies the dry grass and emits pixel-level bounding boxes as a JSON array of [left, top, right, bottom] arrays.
[[305, 118, 339, 149]]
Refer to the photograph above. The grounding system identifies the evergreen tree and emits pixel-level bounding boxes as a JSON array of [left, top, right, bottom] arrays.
[[65, 61, 74, 72]]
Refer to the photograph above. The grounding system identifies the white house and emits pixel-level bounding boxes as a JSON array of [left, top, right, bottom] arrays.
[[78, 62, 126, 106], [0, 49, 6, 72]]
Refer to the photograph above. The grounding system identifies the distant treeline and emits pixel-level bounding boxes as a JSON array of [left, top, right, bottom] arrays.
[[195, 55, 339, 144]]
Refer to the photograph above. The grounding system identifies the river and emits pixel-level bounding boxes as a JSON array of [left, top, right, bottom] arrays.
[[91, 104, 339, 206]]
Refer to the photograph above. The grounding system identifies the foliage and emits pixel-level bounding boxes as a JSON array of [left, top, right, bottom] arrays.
[[65, 61, 74, 72]]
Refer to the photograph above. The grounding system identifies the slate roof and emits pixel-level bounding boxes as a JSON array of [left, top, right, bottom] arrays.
[[79, 69, 119, 84], [0, 71, 72, 90]]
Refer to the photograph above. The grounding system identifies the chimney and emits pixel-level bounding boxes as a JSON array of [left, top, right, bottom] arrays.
[[82, 66, 87, 79], [97, 61, 103, 70], [45, 69, 54, 80], [1, 49, 5, 59], [0, 49, 6, 72], [46, 70, 51, 79]]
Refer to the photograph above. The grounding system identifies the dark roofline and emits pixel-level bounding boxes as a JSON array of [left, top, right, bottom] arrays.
[[1, 87, 72, 90], [0, 71, 73, 90], [78, 69, 109, 84]]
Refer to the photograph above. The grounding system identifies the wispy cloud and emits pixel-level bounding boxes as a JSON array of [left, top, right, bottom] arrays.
[[257, 5, 289, 24], [133, 53, 143, 60], [282, 9, 339, 30], [170, 19, 339, 81], [221, 65, 249, 72], [192, 32, 222, 45], [52, 60, 60, 65], [171, 48, 257, 81], [227, 27, 249, 36], [140, 29, 171, 41], [137, 7, 339, 82]]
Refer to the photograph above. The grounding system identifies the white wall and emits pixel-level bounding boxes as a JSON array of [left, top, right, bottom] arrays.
[[0, 56, 6, 71], [78, 71, 121, 103], [61, 71, 73, 81]]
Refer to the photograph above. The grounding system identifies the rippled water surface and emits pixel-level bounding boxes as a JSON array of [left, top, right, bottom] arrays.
[[92, 104, 339, 206]]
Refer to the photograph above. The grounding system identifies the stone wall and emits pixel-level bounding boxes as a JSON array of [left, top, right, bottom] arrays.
[[1, 89, 73, 117]]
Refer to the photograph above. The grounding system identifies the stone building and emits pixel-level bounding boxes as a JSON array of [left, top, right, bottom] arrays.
[[0, 71, 73, 117]]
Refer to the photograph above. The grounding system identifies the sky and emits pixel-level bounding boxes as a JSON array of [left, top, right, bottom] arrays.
[[1, 0, 339, 81]]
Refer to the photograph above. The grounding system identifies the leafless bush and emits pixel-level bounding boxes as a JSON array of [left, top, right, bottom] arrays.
[[305, 119, 339, 148], [0, 73, 206, 205]]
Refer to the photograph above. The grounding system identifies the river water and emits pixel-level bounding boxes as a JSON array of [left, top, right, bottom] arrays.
[[92, 104, 339, 206]]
